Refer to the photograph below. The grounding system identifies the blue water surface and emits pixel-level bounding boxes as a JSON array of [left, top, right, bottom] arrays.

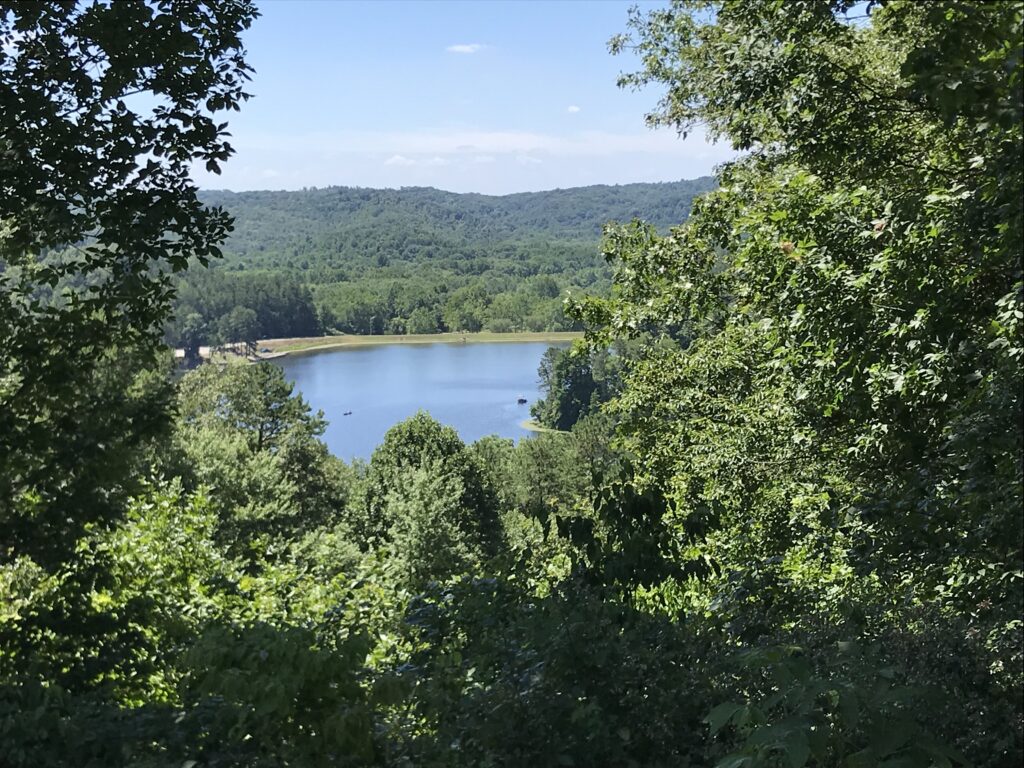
[[272, 341, 566, 462]]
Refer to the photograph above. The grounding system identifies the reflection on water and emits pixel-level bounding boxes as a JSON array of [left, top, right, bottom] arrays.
[[272, 341, 566, 462]]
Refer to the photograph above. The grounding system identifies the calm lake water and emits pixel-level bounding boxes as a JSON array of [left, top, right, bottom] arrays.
[[272, 341, 566, 462]]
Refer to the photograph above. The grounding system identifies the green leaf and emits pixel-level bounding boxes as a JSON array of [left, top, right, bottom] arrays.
[[705, 703, 744, 735], [785, 731, 811, 768], [838, 689, 860, 729]]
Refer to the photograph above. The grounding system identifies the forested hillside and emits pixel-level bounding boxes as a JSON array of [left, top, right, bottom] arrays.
[[2, 2, 1021, 768], [168, 179, 714, 344], [198, 179, 716, 264]]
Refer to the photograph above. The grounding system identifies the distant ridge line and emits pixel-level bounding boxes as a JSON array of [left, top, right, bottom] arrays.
[[199, 177, 719, 251], [200, 176, 716, 199]]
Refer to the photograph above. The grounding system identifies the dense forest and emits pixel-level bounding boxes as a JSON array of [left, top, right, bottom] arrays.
[[166, 179, 715, 344], [1, 1, 1021, 768]]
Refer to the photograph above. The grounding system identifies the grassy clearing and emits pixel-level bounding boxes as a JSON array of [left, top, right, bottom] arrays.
[[261, 331, 582, 355], [519, 419, 568, 435]]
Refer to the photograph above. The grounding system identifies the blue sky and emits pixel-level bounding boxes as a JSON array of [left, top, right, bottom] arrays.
[[193, 0, 733, 194]]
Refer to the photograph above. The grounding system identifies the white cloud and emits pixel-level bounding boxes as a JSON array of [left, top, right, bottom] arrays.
[[567, 105, 581, 114], [384, 154, 416, 166], [515, 154, 543, 166], [472, 154, 496, 164], [446, 43, 484, 54], [424, 156, 448, 166], [260, 168, 281, 179]]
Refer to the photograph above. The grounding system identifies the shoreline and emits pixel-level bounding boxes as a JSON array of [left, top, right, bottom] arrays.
[[260, 331, 582, 357]]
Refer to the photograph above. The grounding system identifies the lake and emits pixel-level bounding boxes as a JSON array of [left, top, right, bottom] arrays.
[[272, 341, 567, 461]]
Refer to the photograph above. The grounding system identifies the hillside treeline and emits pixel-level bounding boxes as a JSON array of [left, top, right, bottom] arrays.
[[2, 2, 1021, 767], [167, 271, 321, 349], [199, 179, 717, 260], [165, 178, 716, 344]]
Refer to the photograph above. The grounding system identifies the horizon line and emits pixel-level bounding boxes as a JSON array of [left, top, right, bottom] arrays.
[[197, 175, 718, 198]]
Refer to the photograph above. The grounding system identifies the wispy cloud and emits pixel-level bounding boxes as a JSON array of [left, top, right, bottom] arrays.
[[567, 105, 581, 114], [199, 127, 736, 194], [446, 43, 484, 54], [385, 154, 449, 168], [244, 128, 731, 161]]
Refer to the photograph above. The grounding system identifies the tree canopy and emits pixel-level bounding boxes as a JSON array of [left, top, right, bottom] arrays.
[[164, 179, 716, 344], [0, 0, 257, 560], [1, 1, 1020, 767]]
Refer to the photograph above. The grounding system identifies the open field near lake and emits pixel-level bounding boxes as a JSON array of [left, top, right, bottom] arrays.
[[519, 418, 568, 435], [261, 331, 583, 355]]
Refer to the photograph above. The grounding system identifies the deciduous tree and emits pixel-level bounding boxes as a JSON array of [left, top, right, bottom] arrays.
[[0, 0, 258, 563]]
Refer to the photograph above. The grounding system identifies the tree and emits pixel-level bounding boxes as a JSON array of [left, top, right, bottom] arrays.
[[442, 284, 489, 332], [168, 270, 323, 346], [532, 344, 625, 431], [175, 363, 345, 550], [0, 5, 258, 756], [571, 1, 1023, 764], [385, 461, 485, 590], [179, 363, 324, 454], [179, 312, 208, 367], [317, 303, 338, 334], [218, 305, 260, 354], [532, 346, 599, 430], [354, 413, 502, 556], [1, 0, 258, 564], [407, 306, 441, 334]]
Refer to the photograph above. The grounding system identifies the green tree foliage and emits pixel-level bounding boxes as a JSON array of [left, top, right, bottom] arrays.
[[178, 363, 323, 453], [393, 577, 717, 768], [0, 0, 256, 564], [216, 305, 260, 352], [355, 413, 503, 561], [3, 1, 1022, 766], [178, 621, 378, 767], [383, 461, 486, 590], [175, 363, 349, 554], [531, 342, 627, 430], [2, 477, 379, 766], [167, 269, 321, 346], [507, 432, 590, 521], [562, 1, 1022, 764], [0, 5, 259, 751], [0, 3, 382, 764], [200, 179, 717, 261], [0, 481, 236, 765], [163, 179, 715, 343], [179, 312, 208, 366]]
